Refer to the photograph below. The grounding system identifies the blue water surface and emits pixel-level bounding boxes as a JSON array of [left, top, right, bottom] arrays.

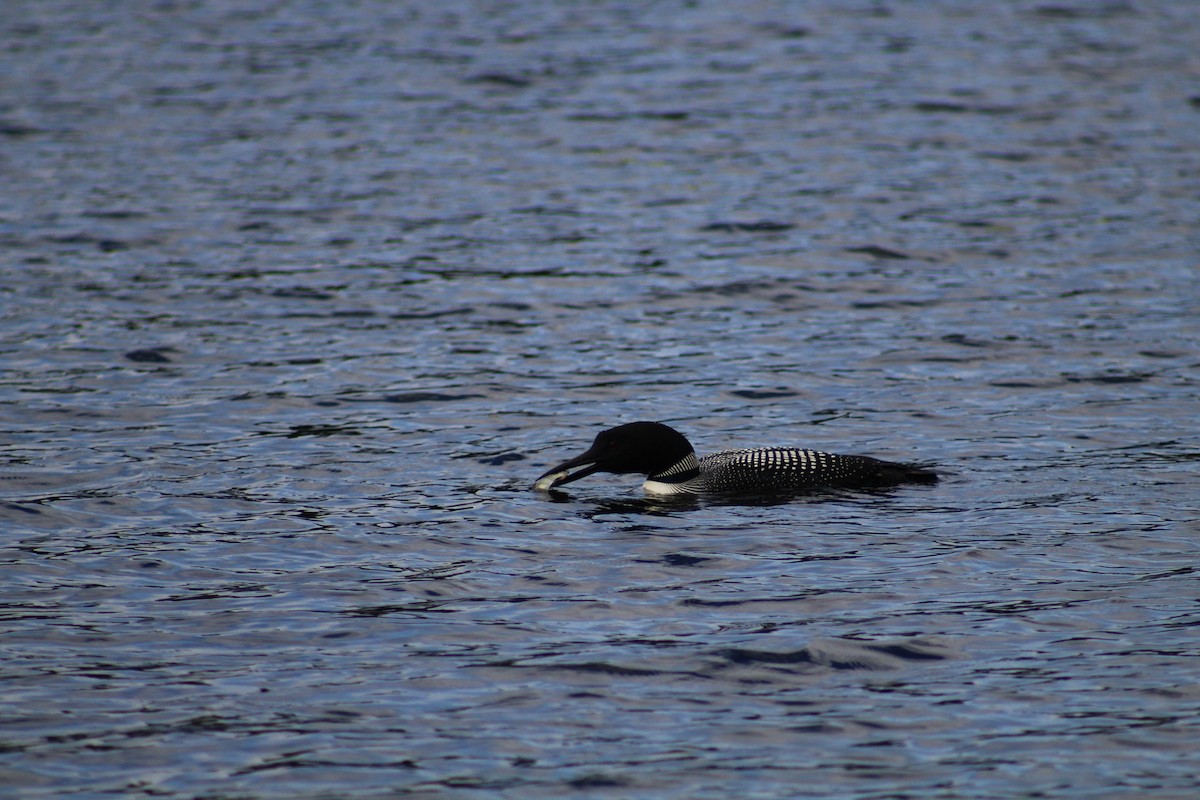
[[2, 1, 1198, 797]]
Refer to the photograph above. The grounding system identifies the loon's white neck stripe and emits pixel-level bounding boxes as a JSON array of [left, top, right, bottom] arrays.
[[650, 452, 699, 480]]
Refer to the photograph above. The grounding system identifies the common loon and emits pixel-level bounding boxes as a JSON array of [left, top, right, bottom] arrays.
[[533, 422, 937, 496]]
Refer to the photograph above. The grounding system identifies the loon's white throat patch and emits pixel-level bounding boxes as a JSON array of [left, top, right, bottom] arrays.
[[643, 453, 702, 495], [642, 478, 700, 496]]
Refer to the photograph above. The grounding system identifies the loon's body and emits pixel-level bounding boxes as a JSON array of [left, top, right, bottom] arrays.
[[533, 422, 937, 496]]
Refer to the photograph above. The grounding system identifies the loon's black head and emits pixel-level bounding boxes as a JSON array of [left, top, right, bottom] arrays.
[[533, 422, 695, 491]]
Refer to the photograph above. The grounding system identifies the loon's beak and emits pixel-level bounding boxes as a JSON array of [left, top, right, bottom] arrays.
[[532, 446, 606, 491]]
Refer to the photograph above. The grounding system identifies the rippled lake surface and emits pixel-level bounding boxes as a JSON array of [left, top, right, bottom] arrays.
[[3, 1, 1199, 797]]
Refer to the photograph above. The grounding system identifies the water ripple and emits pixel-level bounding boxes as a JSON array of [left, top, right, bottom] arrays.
[[3, 1, 1200, 797]]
